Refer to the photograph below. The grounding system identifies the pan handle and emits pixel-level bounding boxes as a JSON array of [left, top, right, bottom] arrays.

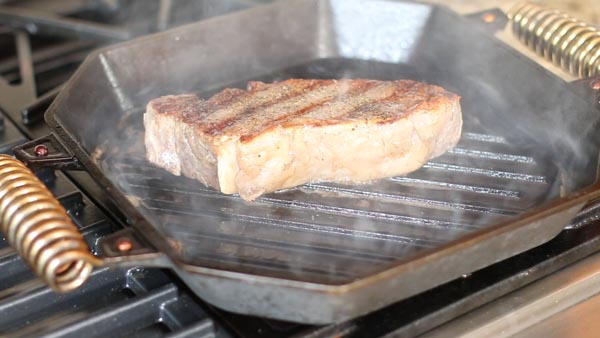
[[0, 155, 102, 292], [507, 2, 600, 78]]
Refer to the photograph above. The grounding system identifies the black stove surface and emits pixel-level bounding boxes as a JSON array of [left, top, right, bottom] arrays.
[[1, 1, 600, 337]]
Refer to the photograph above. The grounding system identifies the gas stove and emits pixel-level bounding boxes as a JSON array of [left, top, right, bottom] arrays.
[[1, 1, 600, 337]]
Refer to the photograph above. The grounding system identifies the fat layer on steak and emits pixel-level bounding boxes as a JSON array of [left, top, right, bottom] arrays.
[[144, 79, 462, 201]]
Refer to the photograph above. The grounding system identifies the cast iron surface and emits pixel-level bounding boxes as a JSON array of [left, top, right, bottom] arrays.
[[105, 125, 558, 282], [97, 58, 564, 282], [40, 0, 600, 323]]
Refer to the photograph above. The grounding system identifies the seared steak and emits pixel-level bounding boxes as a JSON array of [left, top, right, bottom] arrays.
[[144, 79, 462, 201]]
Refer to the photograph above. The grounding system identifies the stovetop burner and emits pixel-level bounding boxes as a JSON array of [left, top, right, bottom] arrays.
[[1, 1, 600, 337]]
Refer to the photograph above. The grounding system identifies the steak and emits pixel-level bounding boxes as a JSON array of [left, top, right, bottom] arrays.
[[144, 79, 462, 201]]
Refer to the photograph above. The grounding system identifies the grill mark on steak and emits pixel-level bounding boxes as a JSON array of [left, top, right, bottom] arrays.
[[149, 80, 447, 130], [292, 80, 418, 126], [236, 81, 412, 141], [219, 80, 345, 136], [197, 80, 310, 128], [292, 80, 382, 118], [204, 87, 247, 108], [239, 80, 383, 140], [201, 80, 321, 134], [344, 82, 424, 121], [170, 88, 249, 123], [344, 81, 450, 121]]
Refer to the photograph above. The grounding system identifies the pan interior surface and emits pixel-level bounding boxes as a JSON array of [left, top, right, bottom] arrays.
[[98, 58, 562, 284], [48, 0, 600, 287]]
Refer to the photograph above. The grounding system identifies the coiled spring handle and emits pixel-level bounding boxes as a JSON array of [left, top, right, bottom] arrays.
[[0, 155, 101, 292], [508, 2, 600, 78]]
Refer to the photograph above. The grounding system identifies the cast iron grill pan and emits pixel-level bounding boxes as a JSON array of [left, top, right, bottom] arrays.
[[99, 59, 561, 285], [28, 0, 600, 323]]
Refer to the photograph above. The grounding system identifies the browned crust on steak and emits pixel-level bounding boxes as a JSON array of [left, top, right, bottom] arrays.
[[151, 79, 458, 142]]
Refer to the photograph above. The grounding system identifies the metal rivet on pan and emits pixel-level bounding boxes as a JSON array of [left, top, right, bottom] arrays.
[[482, 13, 496, 23], [116, 238, 133, 252], [34, 144, 49, 157]]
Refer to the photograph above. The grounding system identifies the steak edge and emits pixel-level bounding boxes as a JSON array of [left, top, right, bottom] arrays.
[[144, 79, 462, 201]]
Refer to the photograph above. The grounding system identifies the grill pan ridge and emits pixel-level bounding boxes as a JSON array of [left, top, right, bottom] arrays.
[[40, 0, 600, 324]]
